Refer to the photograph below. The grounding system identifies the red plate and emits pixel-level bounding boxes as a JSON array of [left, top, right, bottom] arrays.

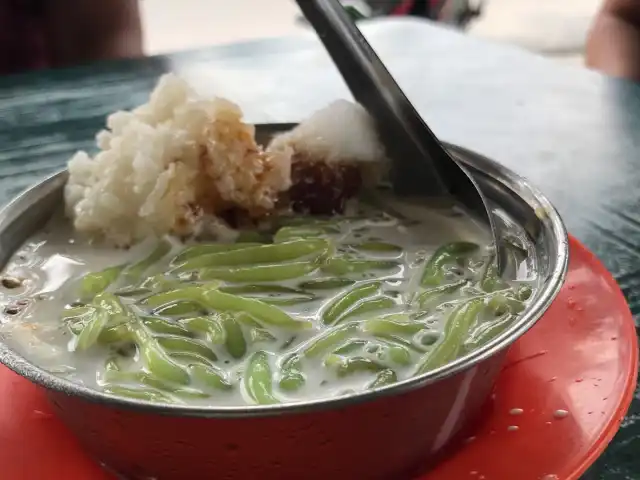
[[0, 236, 635, 480]]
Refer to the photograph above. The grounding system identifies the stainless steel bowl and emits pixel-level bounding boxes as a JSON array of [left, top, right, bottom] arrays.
[[0, 125, 568, 480]]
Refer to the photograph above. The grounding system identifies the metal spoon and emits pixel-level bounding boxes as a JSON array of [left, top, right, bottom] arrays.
[[295, 0, 504, 270]]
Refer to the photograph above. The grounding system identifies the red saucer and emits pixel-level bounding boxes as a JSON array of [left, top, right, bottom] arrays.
[[0, 236, 635, 480]]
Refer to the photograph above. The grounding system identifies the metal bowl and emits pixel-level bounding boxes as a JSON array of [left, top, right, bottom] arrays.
[[0, 125, 568, 480]]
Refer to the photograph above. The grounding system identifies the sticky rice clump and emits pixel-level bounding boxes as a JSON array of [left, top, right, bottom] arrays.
[[267, 100, 386, 214], [65, 74, 292, 246]]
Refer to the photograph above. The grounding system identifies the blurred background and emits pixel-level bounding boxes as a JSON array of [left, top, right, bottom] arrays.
[[141, 0, 601, 68]]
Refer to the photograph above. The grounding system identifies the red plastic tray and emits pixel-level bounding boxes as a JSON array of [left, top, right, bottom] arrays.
[[0, 236, 635, 480]]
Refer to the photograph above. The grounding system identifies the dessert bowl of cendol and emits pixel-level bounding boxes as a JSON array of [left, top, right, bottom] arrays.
[[0, 75, 568, 479]]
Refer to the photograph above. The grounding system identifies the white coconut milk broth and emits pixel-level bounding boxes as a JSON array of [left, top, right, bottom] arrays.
[[0, 197, 537, 406]]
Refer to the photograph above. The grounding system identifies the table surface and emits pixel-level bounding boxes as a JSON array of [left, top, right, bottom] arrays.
[[0, 17, 637, 479]]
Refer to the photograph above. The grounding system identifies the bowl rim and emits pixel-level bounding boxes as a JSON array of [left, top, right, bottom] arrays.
[[0, 138, 569, 418]]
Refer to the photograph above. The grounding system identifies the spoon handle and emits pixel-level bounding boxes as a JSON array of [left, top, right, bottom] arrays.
[[297, 0, 506, 274], [296, 0, 449, 196]]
